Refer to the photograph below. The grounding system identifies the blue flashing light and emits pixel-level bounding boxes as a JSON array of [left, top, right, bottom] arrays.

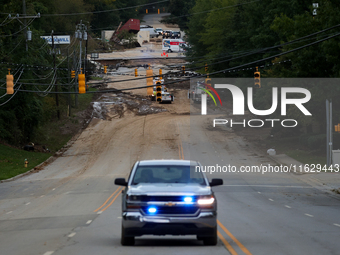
[[148, 207, 157, 213], [184, 196, 193, 203]]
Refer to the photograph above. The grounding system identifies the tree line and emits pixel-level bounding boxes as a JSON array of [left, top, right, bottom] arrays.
[[0, 0, 161, 146], [167, 0, 340, 149]]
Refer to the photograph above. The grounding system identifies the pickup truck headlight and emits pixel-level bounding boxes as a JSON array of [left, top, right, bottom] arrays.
[[197, 196, 215, 206]]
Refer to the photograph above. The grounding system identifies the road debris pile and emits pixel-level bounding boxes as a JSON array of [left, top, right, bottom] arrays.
[[91, 93, 166, 120]]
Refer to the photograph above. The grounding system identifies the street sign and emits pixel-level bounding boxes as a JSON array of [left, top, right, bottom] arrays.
[[40, 35, 71, 45]]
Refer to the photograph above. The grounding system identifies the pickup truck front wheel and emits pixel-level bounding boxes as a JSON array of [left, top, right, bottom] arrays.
[[202, 226, 217, 246], [121, 225, 135, 246]]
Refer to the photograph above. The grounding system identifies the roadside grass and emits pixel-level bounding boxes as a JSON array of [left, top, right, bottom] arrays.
[[35, 88, 96, 152], [0, 144, 51, 180], [269, 136, 326, 165], [0, 87, 97, 181], [286, 150, 327, 165]]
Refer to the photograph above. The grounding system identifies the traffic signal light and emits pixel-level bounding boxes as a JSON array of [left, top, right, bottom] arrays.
[[78, 73, 86, 94], [159, 69, 162, 80], [205, 63, 208, 72], [6, 69, 14, 94], [135, 68, 138, 77], [104, 65, 107, 74], [205, 78, 211, 85], [254, 66, 261, 88], [335, 124, 340, 133], [71, 70, 75, 78], [146, 69, 153, 95], [156, 82, 162, 102], [182, 65, 185, 75]]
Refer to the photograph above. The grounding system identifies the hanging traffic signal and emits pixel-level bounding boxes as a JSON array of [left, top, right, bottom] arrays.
[[205, 63, 208, 72], [135, 68, 138, 77], [156, 82, 162, 102], [71, 70, 75, 78], [146, 69, 153, 96], [6, 69, 14, 94], [78, 73, 86, 94], [104, 65, 107, 74], [335, 124, 340, 133], [182, 65, 185, 75], [159, 69, 162, 80], [254, 66, 261, 88]]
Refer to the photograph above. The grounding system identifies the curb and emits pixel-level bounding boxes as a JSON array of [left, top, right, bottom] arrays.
[[0, 156, 55, 183]]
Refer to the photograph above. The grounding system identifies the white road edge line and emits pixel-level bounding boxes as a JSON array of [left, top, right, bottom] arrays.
[[86, 220, 92, 224], [305, 213, 314, 217], [68, 232, 76, 238], [258, 192, 261, 194], [269, 198, 274, 201], [43, 252, 54, 255], [333, 223, 340, 227], [25, 202, 31, 205], [285, 205, 291, 208]]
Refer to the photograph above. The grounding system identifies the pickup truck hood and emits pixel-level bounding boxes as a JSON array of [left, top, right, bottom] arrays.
[[127, 183, 211, 196]]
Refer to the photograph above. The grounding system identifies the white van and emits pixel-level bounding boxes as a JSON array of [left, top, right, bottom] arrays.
[[162, 39, 186, 53], [140, 25, 158, 38]]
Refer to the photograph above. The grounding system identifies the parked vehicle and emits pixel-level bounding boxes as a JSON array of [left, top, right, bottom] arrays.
[[162, 39, 186, 53], [172, 31, 181, 39], [155, 28, 163, 36], [162, 30, 173, 38], [140, 25, 158, 38]]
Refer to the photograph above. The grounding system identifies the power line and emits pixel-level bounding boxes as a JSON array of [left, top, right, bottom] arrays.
[[167, 0, 261, 19], [6, 28, 339, 94], [41, 0, 169, 17]]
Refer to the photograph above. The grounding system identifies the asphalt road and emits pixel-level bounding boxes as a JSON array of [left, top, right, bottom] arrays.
[[0, 107, 340, 255], [0, 13, 339, 255]]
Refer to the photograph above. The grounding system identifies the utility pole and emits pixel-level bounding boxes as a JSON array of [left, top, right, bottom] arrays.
[[8, 1, 40, 51], [75, 20, 88, 107], [326, 99, 333, 166], [52, 31, 60, 120], [67, 48, 71, 117], [23, 0, 26, 50]]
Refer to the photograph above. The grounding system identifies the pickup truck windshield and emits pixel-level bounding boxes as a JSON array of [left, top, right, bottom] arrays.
[[132, 165, 205, 185]]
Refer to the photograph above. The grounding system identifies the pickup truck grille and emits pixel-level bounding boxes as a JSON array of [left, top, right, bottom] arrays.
[[137, 195, 198, 202], [141, 205, 199, 216]]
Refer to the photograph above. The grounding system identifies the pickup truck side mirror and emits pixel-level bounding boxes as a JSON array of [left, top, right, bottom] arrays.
[[115, 178, 128, 186], [209, 178, 223, 187]]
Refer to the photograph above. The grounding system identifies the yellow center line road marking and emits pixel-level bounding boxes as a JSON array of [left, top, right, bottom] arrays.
[[217, 219, 252, 255], [101, 189, 122, 212], [217, 231, 238, 255], [94, 187, 122, 212], [178, 140, 184, 160]]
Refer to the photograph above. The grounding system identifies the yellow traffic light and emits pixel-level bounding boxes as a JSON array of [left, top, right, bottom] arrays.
[[71, 70, 75, 78], [146, 69, 153, 95], [182, 66, 185, 75], [335, 124, 340, 133], [254, 66, 261, 89], [135, 68, 138, 77], [6, 69, 14, 94], [104, 65, 107, 74], [78, 73, 86, 94], [205, 63, 208, 72], [159, 69, 162, 79], [205, 78, 211, 85], [156, 82, 162, 102]]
